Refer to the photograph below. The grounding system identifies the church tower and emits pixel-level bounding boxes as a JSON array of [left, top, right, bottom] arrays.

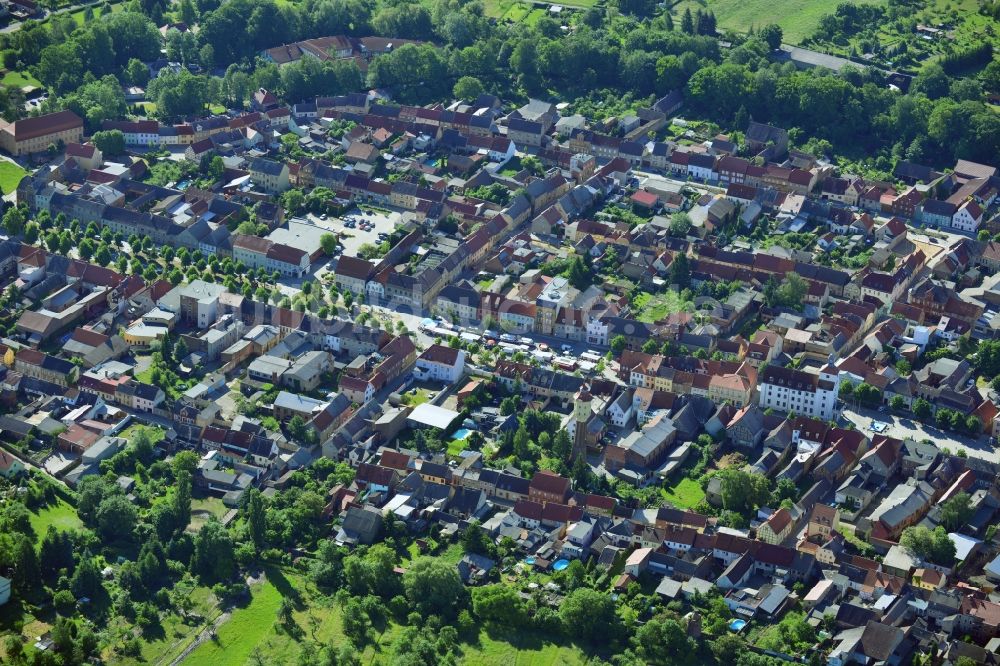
[[572, 385, 593, 462]]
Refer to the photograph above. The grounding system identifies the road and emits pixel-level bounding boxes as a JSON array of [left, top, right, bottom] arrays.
[[0, 1, 97, 33], [841, 406, 1000, 464]]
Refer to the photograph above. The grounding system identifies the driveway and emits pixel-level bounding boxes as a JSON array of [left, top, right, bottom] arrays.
[[841, 406, 998, 463]]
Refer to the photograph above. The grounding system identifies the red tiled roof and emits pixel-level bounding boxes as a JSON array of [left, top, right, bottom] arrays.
[[3, 110, 83, 141]]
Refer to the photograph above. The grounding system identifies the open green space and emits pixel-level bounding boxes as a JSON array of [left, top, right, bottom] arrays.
[[399, 387, 433, 406], [671, 0, 888, 44], [182, 563, 590, 666], [485, 0, 597, 19], [661, 476, 705, 509], [119, 423, 166, 444], [67, 2, 123, 25], [632, 290, 692, 323], [183, 577, 285, 666], [28, 496, 83, 535], [0, 161, 27, 195], [0, 70, 40, 89], [448, 437, 470, 457], [113, 584, 218, 666]]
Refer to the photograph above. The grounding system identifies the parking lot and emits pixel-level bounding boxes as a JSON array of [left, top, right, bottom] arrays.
[[307, 207, 403, 260], [841, 406, 999, 463]]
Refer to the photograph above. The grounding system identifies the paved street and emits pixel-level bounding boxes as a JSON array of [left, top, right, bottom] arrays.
[[841, 406, 999, 463]]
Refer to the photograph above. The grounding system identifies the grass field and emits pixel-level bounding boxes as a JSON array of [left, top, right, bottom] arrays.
[[671, 0, 888, 44], [0, 70, 40, 89], [183, 577, 284, 666], [29, 496, 83, 535], [661, 476, 705, 509], [448, 437, 469, 456], [0, 161, 26, 194], [67, 2, 123, 26], [110, 584, 218, 666]]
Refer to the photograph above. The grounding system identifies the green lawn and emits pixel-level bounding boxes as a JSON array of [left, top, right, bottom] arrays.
[[448, 437, 470, 457], [67, 2, 123, 25], [29, 497, 83, 535], [671, 0, 888, 44], [119, 423, 166, 444], [632, 290, 692, 324], [188, 495, 229, 532], [0, 161, 27, 195], [400, 387, 433, 406], [438, 542, 466, 565], [661, 477, 705, 509], [459, 632, 589, 665], [0, 70, 40, 89]]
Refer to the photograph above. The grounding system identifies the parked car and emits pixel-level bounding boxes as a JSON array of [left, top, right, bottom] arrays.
[[561, 344, 574, 353]]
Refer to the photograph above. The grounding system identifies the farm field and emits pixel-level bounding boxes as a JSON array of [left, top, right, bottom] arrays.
[[671, 0, 888, 44]]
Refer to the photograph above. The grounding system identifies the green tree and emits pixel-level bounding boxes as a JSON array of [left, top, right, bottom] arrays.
[[560, 588, 620, 641], [453, 75, 485, 100], [635, 616, 693, 664], [670, 252, 690, 288], [471, 585, 526, 627], [759, 23, 783, 51], [320, 233, 338, 255], [565, 255, 592, 289], [403, 557, 465, 618], [940, 492, 973, 531], [245, 488, 267, 549], [681, 7, 694, 33], [92, 129, 126, 155], [173, 469, 192, 535], [900, 525, 956, 565], [718, 468, 771, 515], [3, 206, 25, 237], [96, 495, 137, 541], [913, 398, 933, 419], [669, 212, 692, 237], [610, 335, 627, 356], [192, 519, 236, 583], [125, 58, 150, 87]]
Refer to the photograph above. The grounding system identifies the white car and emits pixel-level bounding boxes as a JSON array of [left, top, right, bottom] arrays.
[[561, 344, 574, 353]]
